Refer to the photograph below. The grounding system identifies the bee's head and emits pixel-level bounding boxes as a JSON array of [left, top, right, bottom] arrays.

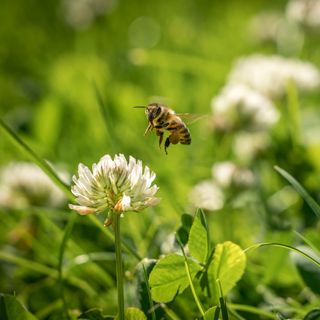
[[146, 103, 162, 122]]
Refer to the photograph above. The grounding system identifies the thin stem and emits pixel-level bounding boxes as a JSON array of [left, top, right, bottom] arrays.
[[178, 242, 205, 317], [113, 213, 125, 320], [244, 242, 320, 267], [228, 303, 276, 319]]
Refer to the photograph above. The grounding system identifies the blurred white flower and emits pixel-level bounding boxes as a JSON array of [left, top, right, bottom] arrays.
[[0, 162, 68, 209], [211, 83, 279, 131], [248, 12, 304, 55], [161, 233, 179, 254], [228, 54, 320, 98], [189, 180, 224, 211], [248, 11, 285, 43], [233, 131, 271, 162], [212, 161, 255, 188], [286, 0, 320, 30], [69, 154, 160, 226], [62, 0, 117, 30]]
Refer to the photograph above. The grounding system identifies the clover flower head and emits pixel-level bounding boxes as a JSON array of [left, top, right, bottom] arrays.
[[62, 0, 116, 30], [228, 54, 320, 98], [233, 131, 271, 162], [69, 154, 160, 226], [189, 180, 224, 211], [212, 161, 255, 189], [286, 0, 320, 30], [211, 83, 279, 131], [0, 162, 68, 209]]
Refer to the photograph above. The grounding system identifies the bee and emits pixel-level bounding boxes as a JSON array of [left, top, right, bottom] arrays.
[[134, 103, 192, 154]]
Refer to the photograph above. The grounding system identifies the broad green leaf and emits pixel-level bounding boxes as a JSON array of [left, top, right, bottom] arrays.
[[208, 241, 246, 296], [188, 211, 208, 264], [0, 294, 37, 320], [204, 306, 220, 320], [304, 309, 320, 320], [115, 308, 147, 320], [274, 166, 320, 220], [176, 214, 194, 246], [149, 254, 201, 303], [291, 246, 320, 294]]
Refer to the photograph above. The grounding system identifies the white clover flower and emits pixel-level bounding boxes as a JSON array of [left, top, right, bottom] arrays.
[[69, 154, 160, 226], [189, 180, 224, 211], [228, 54, 320, 98], [62, 0, 117, 30], [212, 161, 255, 189], [211, 83, 279, 131], [286, 0, 320, 30], [248, 12, 304, 55], [0, 162, 68, 209], [233, 131, 271, 162], [248, 11, 285, 43]]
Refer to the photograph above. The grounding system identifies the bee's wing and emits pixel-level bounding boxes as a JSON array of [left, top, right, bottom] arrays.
[[176, 113, 209, 125]]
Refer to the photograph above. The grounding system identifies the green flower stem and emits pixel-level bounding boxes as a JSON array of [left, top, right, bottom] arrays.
[[179, 244, 205, 317], [113, 213, 125, 320]]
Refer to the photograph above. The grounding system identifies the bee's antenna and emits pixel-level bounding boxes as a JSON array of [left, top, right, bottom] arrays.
[[133, 106, 146, 108]]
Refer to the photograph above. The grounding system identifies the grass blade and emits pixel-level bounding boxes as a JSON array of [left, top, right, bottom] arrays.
[[274, 165, 320, 220], [245, 242, 320, 268], [58, 213, 77, 319], [0, 118, 72, 199], [142, 263, 156, 320], [92, 81, 116, 153]]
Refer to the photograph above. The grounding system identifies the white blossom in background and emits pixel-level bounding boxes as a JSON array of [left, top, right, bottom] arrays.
[[248, 11, 285, 43], [0, 162, 68, 209], [212, 161, 255, 189], [233, 131, 271, 162], [189, 180, 224, 211], [228, 54, 320, 98], [161, 233, 180, 254], [69, 154, 160, 226], [248, 12, 304, 55], [211, 83, 279, 131], [62, 0, 117, 30], [286, 0, 320, 30]]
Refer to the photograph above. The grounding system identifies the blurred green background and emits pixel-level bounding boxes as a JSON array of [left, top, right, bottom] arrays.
[[1, 0, 320, 319]]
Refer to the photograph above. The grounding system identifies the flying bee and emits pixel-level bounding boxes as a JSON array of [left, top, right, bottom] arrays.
[[134, 103, 192, 154]]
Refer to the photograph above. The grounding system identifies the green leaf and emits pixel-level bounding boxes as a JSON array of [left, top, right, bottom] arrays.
[[204, 306, 220, 320], [176, 214, 194, 246], [208, 241, 246, 296], [188, 211, 208, 264], [304, 309, 320, 320], [115, 307, 147, 320], [0, 294, 37, 320], [291, 246, 320, 294], [149, 254, 201, 303], [274, 166, 320, 220]]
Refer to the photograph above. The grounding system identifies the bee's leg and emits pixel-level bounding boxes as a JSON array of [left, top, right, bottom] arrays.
[[156, 130, 164, 147], [164, 137, 170, 154], [144, 123, 153, 136]]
